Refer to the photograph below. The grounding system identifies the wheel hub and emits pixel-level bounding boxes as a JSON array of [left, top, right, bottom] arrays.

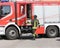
[[9, 30, 16, 36], [49, 29, 56, 36]]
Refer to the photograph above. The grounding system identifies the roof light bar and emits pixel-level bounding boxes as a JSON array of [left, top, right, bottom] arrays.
[[1, 0, 9, 2]]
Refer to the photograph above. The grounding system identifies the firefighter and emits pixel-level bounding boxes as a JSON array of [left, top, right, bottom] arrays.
[[32, 15, 39, 40]]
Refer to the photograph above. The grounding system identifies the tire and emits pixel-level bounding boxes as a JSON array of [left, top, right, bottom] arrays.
[[46, 26, 58, 38], [5, 27, 19, 40]]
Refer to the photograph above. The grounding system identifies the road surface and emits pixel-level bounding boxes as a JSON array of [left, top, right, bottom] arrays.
[[0, 36, 60, 48]]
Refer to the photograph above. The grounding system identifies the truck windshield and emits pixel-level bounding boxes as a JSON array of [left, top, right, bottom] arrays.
[[0, 5, 11, 19]]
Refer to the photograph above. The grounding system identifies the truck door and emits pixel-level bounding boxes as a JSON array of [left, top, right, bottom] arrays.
[[17, 3, 32, 26], [17, 3, 26, 26], [0, 2, 15, 26], [0, 4, 11, 26]]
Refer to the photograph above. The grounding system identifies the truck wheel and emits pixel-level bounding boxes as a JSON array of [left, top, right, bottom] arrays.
[[6, 27, 19, 40], [46, 26, 58, 38]]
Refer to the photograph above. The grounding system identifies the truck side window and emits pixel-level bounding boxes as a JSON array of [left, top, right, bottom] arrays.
[[0, 5, 11, 19], [20, 5, 25, 15], [27, 4, 31, 19]]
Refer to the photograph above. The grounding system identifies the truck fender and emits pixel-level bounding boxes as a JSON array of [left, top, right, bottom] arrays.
[[5, 22, 21, 34]]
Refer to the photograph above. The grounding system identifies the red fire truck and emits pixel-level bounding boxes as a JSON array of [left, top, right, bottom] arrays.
[[0, 1, 60, 39]]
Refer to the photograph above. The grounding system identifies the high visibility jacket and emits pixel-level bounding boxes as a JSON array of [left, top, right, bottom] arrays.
[[32, 19, 39, 29]]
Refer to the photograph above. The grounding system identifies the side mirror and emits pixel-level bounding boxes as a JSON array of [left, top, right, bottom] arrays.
[[0, 10, 2, 16], [0, 6, 3, 16]]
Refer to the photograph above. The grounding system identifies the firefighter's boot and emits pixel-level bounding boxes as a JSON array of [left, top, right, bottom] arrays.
[[33, 34, 35, 40]]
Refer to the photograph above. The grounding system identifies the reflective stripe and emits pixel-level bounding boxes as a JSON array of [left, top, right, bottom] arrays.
[[34, 21, 36, 27], [33, 34, 35, 37], [33, 27, 37, 29], [12, 15, 26, 21], [26, 21, 31, 24], [26, 19, 32, 25], [33, 20, 39, 29]]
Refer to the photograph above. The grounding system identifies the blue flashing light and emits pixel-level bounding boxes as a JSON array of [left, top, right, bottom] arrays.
[[1, 0, 9, 2]]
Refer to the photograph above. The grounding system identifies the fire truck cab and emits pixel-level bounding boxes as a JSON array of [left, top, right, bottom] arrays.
[[0, 1, 34, 39]]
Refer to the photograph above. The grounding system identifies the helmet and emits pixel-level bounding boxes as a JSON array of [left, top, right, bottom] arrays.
[[34, 15, 37, 19]]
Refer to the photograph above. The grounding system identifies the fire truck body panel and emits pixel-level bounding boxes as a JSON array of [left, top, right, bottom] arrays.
[[33, 2, 60, 24], [0, 27, 5, 35]]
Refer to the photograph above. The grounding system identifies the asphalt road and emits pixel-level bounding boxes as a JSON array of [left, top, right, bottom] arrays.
[[0, 36, 60, 48]]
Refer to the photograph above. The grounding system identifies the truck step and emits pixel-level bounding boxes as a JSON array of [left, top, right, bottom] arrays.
[[21, 33, 32, 36]]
